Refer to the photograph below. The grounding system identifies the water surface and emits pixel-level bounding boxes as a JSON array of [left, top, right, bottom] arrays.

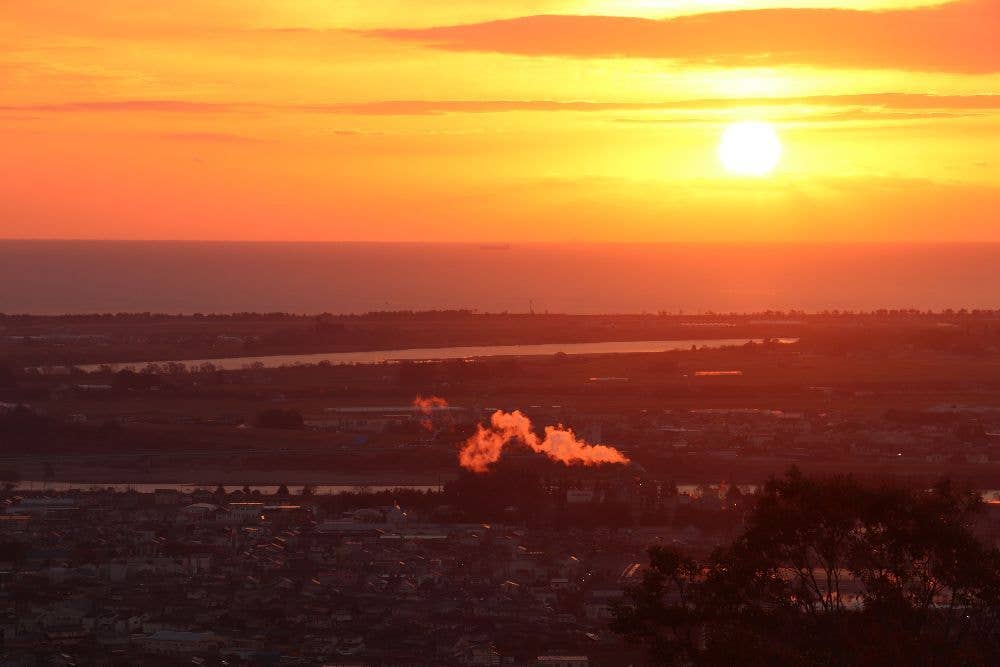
[[3, 241, 999, 314], [77, 337, 796, 371]]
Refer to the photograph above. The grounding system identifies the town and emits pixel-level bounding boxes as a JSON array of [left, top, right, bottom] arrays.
[[5, 312, 1000, 664], [4, 460, 1000, 665], [1, 469, 755, 666]]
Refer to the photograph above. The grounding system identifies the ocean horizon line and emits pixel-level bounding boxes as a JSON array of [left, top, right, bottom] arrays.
[[4, 238, 1000, 247]]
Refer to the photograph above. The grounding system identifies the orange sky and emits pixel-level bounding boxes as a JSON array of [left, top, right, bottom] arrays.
[[1, 0, 998, 242]]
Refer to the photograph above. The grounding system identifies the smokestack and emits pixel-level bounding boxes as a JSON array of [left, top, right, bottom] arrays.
[[459, 410, 629, 473]]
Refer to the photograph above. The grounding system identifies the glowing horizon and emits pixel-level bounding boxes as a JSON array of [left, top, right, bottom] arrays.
[[1, 0, 998, 242]]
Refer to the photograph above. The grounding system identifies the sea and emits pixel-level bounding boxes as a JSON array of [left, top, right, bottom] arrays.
[[1, 240, 999, 314]]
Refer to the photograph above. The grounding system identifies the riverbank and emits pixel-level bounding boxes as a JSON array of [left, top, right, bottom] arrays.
[[69, 337, 796, 373]]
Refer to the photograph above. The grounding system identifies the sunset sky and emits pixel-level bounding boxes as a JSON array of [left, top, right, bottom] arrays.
[[1, 0, 998, 242]]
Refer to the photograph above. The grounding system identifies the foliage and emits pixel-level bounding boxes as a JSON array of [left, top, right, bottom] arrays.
[[614, 468, 1000, 666], [0, 404, 52, 435]]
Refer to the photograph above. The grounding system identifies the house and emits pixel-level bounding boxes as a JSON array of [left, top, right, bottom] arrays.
[[9, 497, 78, 519], [153, 489, 182, 506], [536, 656, 588, 667], [226, 502, 264, 524]]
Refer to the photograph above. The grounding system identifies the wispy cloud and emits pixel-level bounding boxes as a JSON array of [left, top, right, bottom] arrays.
[[4, 93, 1000, 117], [613, 110, 985, 126], [302, 96, 1000, 115], [0, 100, 238, 113], [158, 131, 265, 143], [364, 0, 1000, 73]]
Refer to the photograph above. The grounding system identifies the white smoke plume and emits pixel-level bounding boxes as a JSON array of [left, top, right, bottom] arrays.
[[459, 410, 629, 473], [413, 395, 449, 431]]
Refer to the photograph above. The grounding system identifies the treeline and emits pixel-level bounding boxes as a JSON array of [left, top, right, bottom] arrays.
[[615, 469, 1000, 665], [0, 309, 479, 322], [798, 319, 1000, 355], [6, 309, 1000, 322]]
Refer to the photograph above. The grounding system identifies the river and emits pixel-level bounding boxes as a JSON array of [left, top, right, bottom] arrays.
[[77, 337, 798, 372]]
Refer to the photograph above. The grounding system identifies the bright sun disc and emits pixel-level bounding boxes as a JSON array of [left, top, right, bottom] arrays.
[[718, 121, 782, 176]]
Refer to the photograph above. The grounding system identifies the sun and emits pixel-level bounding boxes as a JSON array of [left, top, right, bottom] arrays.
[[718, 121, 782, 176]]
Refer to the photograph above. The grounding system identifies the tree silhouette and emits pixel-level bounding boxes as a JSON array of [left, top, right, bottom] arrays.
[[614, 468, 1000, 666]]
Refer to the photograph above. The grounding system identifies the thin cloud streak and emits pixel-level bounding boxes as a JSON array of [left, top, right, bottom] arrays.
[[365, 0, 1000, 73], [158, 131, 266, 143], [614, 110, 986, 125], [0, 101, 240, 113], [4, 94, 1000, 117]]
